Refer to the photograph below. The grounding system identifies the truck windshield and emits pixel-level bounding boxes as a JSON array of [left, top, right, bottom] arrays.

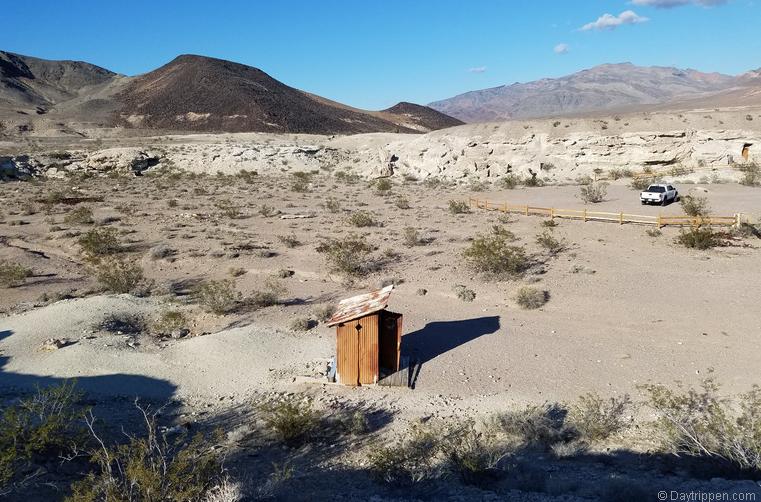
[[646, 186, 665, 193]]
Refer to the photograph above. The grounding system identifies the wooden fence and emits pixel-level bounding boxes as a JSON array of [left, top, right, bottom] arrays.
[[468, 197, 743, 228]]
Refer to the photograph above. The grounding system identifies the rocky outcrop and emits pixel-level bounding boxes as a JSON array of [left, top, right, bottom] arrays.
[[3, 128, 758, 183]]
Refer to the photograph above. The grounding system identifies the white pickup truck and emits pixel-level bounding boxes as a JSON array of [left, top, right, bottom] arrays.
[[640, 183, 679, 206]]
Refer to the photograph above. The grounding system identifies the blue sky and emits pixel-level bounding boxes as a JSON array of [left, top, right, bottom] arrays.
[[4, 0, 759, 109]]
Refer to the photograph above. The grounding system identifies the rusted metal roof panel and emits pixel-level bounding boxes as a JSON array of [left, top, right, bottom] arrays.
[[326, 285, 393, 327]]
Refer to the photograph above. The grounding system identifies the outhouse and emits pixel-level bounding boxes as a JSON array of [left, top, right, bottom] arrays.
[[326, 285, 403, 386]]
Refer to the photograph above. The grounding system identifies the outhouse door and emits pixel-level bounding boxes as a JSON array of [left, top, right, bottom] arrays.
[[379, 311, 403, 373], [336, 314, 379, 386]]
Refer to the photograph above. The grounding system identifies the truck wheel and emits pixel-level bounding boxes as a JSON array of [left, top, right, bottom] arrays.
[[641, 201, 646, 205], [661, 198, 668, 206]]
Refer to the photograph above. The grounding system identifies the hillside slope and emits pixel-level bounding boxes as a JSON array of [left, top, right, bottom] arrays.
[[428, 63, 743, 122]]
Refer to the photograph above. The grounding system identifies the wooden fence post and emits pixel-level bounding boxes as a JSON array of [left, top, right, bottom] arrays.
[[619, 212, 623, 225], [525, 205, 529, 216], [550, 208, 555, 221], [502, 202, 507, 213], [583, 209, 587, 222], [657, 214, 662, 228]]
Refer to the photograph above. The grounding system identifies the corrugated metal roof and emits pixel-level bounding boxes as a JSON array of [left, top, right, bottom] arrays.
[[326, 285, 394, 327]]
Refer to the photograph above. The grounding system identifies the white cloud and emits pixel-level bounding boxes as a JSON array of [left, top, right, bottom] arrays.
[[580, 10, 649, 31], [467, 66, 487, 73], [554, 43, 570, 54], [631, 0, 728, 7]]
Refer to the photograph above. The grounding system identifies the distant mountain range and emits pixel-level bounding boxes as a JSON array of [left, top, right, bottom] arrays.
[[0, 51, 463, 135], [428, 63, 761, 122]]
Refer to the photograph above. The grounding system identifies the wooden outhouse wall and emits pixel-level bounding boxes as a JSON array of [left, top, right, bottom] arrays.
[[336, 313, 379, 385]]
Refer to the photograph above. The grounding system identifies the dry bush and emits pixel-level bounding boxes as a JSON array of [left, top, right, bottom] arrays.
[[149, 244, 175, 260], [448, 200, 470, 214], [739, 163, 760, 186], [568, 393, 632, 443], [247, 277, 287, 309], [394, 196, 411, 209], [289, 317, 314, 332], [0, 381, 86, 494], [194, 279, 242, 314], [347, 210, 378, 227], [152, 310, 188, 335], [322, 197, 340, 213], [514, 286, 548, 309], [63, 206, 94, 225], [646, 228, 662, 237], [314, 304, 336, 323], [402, 227, 423, 247], [374, 178, 392, 193], [95, 259, 145, 294], [463, 227, 528, 279], [78, 227, 122, 258], [0, 261, 32, 288], [579, 181, 608, 203], [642, 379, 761, 473], [260, 396, 318, 446], [68, 404, 223, 502], [277, 234, 301, 248], [676, 227, 721, 249], [442, 420, 509, 486], [316, 235, 379, 277], [497, 404, 573, 450], [500, 174, 519, 189], [453, 284, 476, 302], [629, 177, 654, 190], [368, 424, 442, 486], [680, 195, 710, 217], [608, 168, 633, 180], [535, 230, 565, 255]]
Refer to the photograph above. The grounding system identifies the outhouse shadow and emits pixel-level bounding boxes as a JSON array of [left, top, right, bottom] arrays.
[[402, 316, 500, 388]]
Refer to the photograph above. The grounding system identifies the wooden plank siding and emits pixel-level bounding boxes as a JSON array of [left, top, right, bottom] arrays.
[[336, 314, 379, 386]]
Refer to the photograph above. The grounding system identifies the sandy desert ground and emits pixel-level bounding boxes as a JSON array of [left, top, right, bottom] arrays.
[[2, 127, 761, 499]]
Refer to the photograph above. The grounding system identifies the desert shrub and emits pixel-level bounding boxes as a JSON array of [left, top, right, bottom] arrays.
[[739, 163, 760, 186], [568, 393, 631, 442], [64, 206, 94, 225], [646, 228, 662, 237], [323, 197, 341, 213], [463, 228, 528, 278], [676, 227, 721, 249], [448, 200, 470, 214], [500, 174, 519, 189], [347, 210, 378, 227], [374, 178, 392, 193], [0, 261, 32, 288], [316, 236, 378, 276], [258, 204, 279, 217], [68, 405, 223, 502], [642, 379, 761, 473], [289, 317, 314, 332], [291, 172, 311, 192], [247, 277, 287, 309], [522, 174, 544, 187], [149, 244, 175, 260], [260, 396, 318, 445], [629, 177, 653, 190], [541, 219, 557, 228], [394, 196, 411, 209], [442, 420, 508, 485], [152, 310, 188, 335], [228, 267, 246, 278], [194, 279, 241, 314], [579, 181, 608, 203], [368, 424, 442, 485], [402, 227, 423, 247], [314, 304, 336, 323], [680, 195, 710, 217], [468, 179, 489, 192], [514, 286, 547, 309], [453, 284, 476, 302], [0, 382, 86, 493], [608, 168, 633, 180], [78, 227, 122, 257], [497, 404, 572, 449], [95, 259, 145, 294], [535, 230, 564, 255], [277, 234, 301, 248]]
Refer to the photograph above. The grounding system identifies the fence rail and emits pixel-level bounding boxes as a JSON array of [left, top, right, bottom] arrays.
[[468, 197, 744, 228]]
